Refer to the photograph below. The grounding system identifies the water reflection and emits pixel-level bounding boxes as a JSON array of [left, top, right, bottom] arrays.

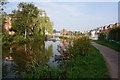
[[2, 38, 71, 78]]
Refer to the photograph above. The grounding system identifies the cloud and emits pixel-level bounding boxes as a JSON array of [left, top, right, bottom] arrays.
[[34, 2, 117, 31], [35, 2, 85, 21], [5, 2, 118, 31]]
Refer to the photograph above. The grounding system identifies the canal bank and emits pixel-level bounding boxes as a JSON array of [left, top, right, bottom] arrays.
[[2, 38, 71, 78], [2, 37, 110, 79]]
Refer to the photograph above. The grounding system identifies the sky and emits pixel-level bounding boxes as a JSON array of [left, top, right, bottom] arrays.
[[4, 0, 119, 32]]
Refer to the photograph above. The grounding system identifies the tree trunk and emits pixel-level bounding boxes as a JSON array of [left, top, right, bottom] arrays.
[[25, 29, 26, 39]]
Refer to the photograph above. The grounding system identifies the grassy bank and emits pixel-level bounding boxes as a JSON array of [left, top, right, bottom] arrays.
[[60, 45, 110, 78], [22, 37, 110, 79], [94, 40, 120, 52], [22, 45, 110, 79]]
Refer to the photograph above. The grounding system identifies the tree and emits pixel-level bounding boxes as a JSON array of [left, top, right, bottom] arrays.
[[46, 20, 53, 34], [0, 0, 8, 14], [11, 3, 53, 41], [98, 32, 106, 40], [108, 27, 120, 41], [1, 0, 8, 44], [12, 3, 40, 38], [0, 0, 8, 32]]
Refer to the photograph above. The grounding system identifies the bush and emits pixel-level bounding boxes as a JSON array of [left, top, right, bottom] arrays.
[[108, 27, 120, 41], [2, 31, 13, 44], [59, 36, 68, 39], [22, 66, 62, 78], [67, 36, 90, 57], [14, 35, 30, 44], [98, 33, 106, 40]]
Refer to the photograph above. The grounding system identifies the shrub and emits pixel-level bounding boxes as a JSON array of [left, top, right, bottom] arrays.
[[22, 66, 62, 78], [67, 36, 90, 57], [14, 35, 30, 44], [98, 32, 106, 40], [108, 27, 120, 41], [59, 36, 68, 39], [2, 31, 13, 44]]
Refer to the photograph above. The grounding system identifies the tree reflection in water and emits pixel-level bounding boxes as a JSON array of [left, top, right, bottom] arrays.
[[2, 40, 54, 78], [2, 39, 70, 78]]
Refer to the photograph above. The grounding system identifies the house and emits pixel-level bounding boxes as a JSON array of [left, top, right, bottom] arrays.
[[89, 23, 120, 40], [101, 23, 120, 33], [2, 16, 12, 31], [2, 16, 15, 36], [114, 23, 120, 27], [67, 31, 73, 35], [60, 29, 73, 35], [107, 24, 114, 30], [60, 29, 68, 35], [89, 29, 98, 40]]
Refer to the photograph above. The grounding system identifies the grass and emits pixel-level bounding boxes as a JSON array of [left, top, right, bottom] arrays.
[[61, 45, 110, 79], [22, 66, 62, 79], [22, 45, 110, 79], [94, 40, 120, 52]]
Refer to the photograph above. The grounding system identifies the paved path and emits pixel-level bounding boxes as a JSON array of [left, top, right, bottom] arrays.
[[91, 42, 119, 79]]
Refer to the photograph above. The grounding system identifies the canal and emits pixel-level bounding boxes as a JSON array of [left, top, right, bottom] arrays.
[[2, 38, 71, 78]]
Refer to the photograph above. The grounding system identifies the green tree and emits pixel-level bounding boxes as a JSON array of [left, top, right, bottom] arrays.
[[0, 0, 8, 14], [108, 27, 120, 41], [12, 3, 40, 38], [1, 0, 8, 44], [11, 3, 53, 41], [98, 32, 106, 40], [46, 18, 53, 34]]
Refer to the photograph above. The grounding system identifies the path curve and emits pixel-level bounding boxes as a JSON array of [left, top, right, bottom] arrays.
[[91, 42, 119, 79]]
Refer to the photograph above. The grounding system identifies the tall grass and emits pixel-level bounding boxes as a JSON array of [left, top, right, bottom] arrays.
[[22, 36, 110, 79], [61, 45, 110, 78]]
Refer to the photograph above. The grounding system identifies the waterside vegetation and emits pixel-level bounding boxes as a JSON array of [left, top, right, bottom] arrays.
[[22, 36, 110, 79]]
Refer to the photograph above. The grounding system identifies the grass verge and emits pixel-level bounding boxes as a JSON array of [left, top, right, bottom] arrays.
[[94, 40, 120, 52], [60, 45, 110, 79]]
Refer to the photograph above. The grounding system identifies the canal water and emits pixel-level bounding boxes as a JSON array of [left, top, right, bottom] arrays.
[[2, 38, 71, 78]]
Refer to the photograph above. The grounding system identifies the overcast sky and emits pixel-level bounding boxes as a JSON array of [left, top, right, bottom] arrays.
[[4, 0, 118, 32]]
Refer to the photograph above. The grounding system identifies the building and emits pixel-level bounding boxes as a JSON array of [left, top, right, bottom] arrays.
[[100, 23, 120, 33], [60, 29, 73, 35], [89, 29, 99, 40], [2, 16, 15, 36], [88, 23, 120, 40], [2, 16, 12, 31], [114, 23, 120, 27], [107, 24, 114, 30], [60, 29, 68, 35]]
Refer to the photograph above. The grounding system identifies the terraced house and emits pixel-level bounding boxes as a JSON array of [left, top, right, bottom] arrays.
[[89, 23, 120, 40]]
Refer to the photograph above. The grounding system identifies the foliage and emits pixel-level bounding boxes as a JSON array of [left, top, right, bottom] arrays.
[[59, 36, 68, 39], [22, 45, 110, 79], [0, 0, 8, 13], [14, 35, 30, 44], [108, 27, 120, 41], [11, 3, 42, 37], [46, 19, 54, 34], [94, 40, 120, 52], [97, 26, 120, 52], [73, 31, 84, 36], [11, 2, 53, 41], [2, 2, 53, 44], [2, 31, 13, 44], [98, 32, 106, 40], [22, 66, 62, 79], [67, 36, 91, 57], [61, 45, 110, 78]]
